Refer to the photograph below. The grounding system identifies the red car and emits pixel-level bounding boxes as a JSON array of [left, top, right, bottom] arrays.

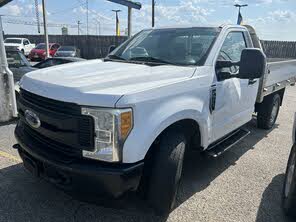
[[29, 43, 60, 61]]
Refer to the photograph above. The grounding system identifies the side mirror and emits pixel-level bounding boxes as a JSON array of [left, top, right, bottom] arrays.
[[108, 45, 116, 54], [238, 48, 266, 79]]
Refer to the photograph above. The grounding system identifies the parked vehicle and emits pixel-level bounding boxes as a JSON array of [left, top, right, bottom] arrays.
[[28, 43, 60, 61], [4, 38, 35, 56], [5, 47, 37, 83], [33, 57, 85, 69], [14, 25, 296, 215], [282, 114, 296, 217], [54, 46, 80, 57]]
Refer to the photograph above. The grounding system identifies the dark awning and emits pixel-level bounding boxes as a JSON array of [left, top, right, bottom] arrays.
[[106, 0, 141, 10]]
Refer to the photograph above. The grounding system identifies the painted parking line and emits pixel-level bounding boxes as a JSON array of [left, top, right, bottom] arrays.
[[0, 150, 22, 163]]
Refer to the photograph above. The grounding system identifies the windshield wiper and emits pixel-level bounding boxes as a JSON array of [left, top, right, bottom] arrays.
[[129, 56, 174, 65], [105, 54, 126, 61]]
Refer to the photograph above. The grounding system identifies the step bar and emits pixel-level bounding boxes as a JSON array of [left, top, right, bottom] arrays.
[[205, 128, 250, 158]]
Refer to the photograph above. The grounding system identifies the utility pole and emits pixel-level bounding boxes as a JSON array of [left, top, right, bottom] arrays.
[[112, 10, 121, 36], [77, 20, 81, 35], [42, 0, 49, 58], [86, 0, 89, 35], [152, 0, 155, 27], [34, 0, 41, 33], [234, 4, 248, 25], [127, 7, 132, 37]]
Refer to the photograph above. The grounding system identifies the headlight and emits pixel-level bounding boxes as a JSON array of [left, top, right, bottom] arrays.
[[81, 107, 133, 162]]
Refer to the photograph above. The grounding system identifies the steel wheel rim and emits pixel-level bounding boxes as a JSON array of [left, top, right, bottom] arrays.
[[270, 99, 279, 125], [285, 150, 296, 198]]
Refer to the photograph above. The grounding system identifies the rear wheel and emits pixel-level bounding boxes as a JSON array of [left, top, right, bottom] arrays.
[[145, 129, 186, 215], [257, 93, 281, 129], [282, 144, 296, 217]]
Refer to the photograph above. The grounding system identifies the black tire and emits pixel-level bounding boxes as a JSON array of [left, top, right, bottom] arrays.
[[146, 129, 186, 215], [21, 49, 25, 54], [257, 93, 281, 129], [282, 144, 296, 217]]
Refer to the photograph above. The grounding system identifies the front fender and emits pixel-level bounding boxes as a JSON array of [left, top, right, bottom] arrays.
[[121, 95, 210, 163]]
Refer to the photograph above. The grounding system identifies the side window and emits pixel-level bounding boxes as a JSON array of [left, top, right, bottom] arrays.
[[24, 39, 29, 45], [51, 44, 59, 50], [218, 32, 246, 62]]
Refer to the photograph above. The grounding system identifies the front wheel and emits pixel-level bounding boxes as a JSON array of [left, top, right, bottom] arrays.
[[282, 144, 296, 217], [146, 130, 186, 215], [257, 93, 281, 129]]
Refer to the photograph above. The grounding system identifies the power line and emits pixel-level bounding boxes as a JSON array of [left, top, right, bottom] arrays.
[[50, 2, 87, 15], [2, 17, 114, 31], [2, 18, 78, 28]]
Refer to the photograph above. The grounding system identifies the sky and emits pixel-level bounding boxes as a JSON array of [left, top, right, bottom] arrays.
[[0, 0, 296, 40]]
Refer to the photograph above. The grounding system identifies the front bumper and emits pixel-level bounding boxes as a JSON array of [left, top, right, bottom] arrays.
[[15, 128, 144, 198]]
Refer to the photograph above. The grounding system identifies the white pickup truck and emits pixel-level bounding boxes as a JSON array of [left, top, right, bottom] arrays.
[[14, 25, 296, 215], [4, 38, 35, 56]]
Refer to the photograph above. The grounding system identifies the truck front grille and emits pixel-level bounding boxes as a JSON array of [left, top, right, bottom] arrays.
[[20, 89, 81, 115], [17, 89, 95, 158]]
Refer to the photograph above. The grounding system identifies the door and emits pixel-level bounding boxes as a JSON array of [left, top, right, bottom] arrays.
[[211, 31, 259, 142], [23, 39, 30, 55]]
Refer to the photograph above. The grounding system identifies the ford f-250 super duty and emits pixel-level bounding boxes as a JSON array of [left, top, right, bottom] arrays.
[[14, 25, 296, 215]]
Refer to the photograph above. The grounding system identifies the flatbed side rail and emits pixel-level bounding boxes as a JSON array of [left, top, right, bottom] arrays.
[[256, 59, 296, 103]]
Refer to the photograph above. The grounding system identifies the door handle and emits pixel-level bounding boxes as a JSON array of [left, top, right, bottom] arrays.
[[209, 85, 217, 113], [248, 79, 257, 85]]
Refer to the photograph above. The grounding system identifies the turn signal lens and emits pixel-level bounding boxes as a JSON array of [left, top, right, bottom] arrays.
[[121, 111, 133, 139]]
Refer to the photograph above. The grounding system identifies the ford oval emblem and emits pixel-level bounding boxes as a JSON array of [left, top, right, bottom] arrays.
[[24, 110, 41, 129]]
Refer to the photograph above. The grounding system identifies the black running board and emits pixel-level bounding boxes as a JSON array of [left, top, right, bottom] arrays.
[[205, 128, 250, 158]]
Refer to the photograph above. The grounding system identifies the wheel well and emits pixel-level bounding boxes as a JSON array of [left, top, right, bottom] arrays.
[[144, 119, 201, 161], [255, 88, 285, 112], [277, 88, 285, 106]]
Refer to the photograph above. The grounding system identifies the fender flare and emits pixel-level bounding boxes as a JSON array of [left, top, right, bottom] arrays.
[[122, 107, 210, 163]]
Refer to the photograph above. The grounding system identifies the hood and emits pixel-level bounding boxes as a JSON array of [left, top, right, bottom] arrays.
[[20, 59, 196, 107], [4, 43, 21, 47]]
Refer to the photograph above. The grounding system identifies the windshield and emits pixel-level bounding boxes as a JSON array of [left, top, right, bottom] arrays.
[[58, 46, 75, 51], [35, 44, 46, 49], [4, 39, 22, 44], [6, 51, 30, 68], [109, 27, 219, 66]]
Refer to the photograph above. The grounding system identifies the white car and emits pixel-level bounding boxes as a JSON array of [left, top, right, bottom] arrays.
[[14, 25, 296, 215], [282, 114, 296, 217], [4, 38, 35, 56]]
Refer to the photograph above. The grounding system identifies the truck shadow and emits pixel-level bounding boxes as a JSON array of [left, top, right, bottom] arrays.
[[0, 119, 280, 222], [177, 119, 279, 207], [0, 163, 166, 222], [255, 174, 294, 222]]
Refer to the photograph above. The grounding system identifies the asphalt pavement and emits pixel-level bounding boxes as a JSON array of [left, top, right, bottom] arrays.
[[0, 86, 295, 222]]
